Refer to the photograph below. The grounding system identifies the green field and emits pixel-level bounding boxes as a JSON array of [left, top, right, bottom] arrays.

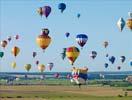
[[0, 85, 132, 100]]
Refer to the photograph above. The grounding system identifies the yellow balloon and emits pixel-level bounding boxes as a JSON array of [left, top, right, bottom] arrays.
[[66, 46, 80, 65], [38, 64, 45, 72], [127, 19, 132, 30], [24, 64, 31, 72], [11, 62, 16, 69], [11, 46, 20, 57], [36, 34, 51, 51]]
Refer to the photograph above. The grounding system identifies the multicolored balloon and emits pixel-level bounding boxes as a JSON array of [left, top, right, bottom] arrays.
[[11, 46, 20, 57], [117, 17, 125, 32], [58, 3, 66, 13], [1, 40, 8, 48], [76, 34, 88, 49], [54, 72, 60, 78], [109, 56, 115, 64], [66, 46, 80, 65], [37, 7, 43, 17], [47, 62, 54, 71], [42, 6, 51, 18], [36, 29, 51, 51], [14, 34, 19, 40]]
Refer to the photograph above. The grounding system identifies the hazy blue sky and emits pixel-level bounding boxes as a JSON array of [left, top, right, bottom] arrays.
[[0, 0, 132, 72]]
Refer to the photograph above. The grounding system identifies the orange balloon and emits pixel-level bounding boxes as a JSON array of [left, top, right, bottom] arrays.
[[11, 46, 20, 57], [127, 19, 132, 30]]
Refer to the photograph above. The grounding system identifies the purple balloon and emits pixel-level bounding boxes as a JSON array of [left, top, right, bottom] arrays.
[[42, 6, 51, 18]]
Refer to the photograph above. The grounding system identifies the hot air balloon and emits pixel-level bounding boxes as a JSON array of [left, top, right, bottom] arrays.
[[7, 36, 12, 42], [76, 34, 88, 49], [42, 6, 51, 18], [117, 17, 125, 32], [130, 60, 132, 66], [54, 73, 60, 78], [90, 51, 97, 59], [109, 56, 115, 64], [117, 66, 121, 70], [58, 3, 66, 13], [38, 64, 45, 72], [120, 56, 126, 63], [33, 52, 37, 58], [47, 62, 54, 71], [126, 19, 132, 30], [104, 63, 108, 68], [41, 28, 49, 35], [61, 48, 66, 60], [11, 46, 20, 57], [128, 12, 132, 18], [106, 53, 109, 57], [65, 32, 70, 38], [25, 64, 31, 72], [36, 60, 39, 65], [103, 41, 108, 48], [0, 51, 4, 58], [14, 35, 19, 40], [37, 7, 43, 17], [66, 46, 80, 65], [36, 29, 51, 51], [11, 62, 16, 69], [1, 40, 8, 48], [77, 13, 81, 18]]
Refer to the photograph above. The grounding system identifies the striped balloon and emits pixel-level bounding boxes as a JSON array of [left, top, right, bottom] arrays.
[[76, 34, 88, 48], [11, 46, 20, 57], [66, 46, 80, 65]]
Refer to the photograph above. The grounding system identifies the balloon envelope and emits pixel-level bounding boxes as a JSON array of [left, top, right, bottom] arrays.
[[76, 34, 88, 48], [126, 19, 132, 30], [104, 63, 108, 68], [33, 52, 37, 58], [90, 51, 97, 59], [47, 62, 54, 71], [11, 62, 16, 69], [109, 56, 116, 64], [58, 3, 66, 13], [65, 32, 70, 38], [117, 17, 125, 32], [0, 51, 4, 58], [11, 46, 20, 57], [66, 46, 80, 65], [42, 6, 51, 18], [103, 41, 108, 48], [1, 40, 8, 48], [38, 64, 45, 72], [25, 64, 31, 72], [77, 13, 81, 18], [120, 56, 126, 63], [36, 34, 51, 51]]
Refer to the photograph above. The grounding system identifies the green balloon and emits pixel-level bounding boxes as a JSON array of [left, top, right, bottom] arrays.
[[25, 64, 31, 72], [0, 52, 4, 58]]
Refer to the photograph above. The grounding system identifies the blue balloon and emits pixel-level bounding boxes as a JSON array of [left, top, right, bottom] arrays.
[[65, 32, 70, 38], [130, 61, 132, 66], [76, 34, 88, 48], [77, 13, 81, 18], [104, 63, 108, 68], [120, 56, 126, 63], [58, 3, 66, 13], [109, 56, 116, 64]]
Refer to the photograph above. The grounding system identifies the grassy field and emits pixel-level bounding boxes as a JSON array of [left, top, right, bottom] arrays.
[[0, 85, 132, 100]]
